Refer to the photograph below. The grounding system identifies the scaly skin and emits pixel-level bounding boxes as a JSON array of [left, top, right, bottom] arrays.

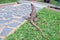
[[30, 4, 48, 40], [23, 4, 48, 40]]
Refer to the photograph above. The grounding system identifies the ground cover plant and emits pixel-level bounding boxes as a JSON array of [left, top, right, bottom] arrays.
[[0, 0, 18, 4], [5, 8, 60, 40], [38, 0, 60, 6]]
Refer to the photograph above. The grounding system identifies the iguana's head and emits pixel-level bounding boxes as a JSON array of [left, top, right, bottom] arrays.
[[31, 4, 35, 10]]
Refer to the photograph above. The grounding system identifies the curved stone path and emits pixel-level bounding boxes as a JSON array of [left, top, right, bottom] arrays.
[[0, 1, 51, 40]]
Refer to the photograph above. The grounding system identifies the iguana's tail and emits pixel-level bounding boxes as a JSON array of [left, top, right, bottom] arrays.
[[30, 19, 45, 38]]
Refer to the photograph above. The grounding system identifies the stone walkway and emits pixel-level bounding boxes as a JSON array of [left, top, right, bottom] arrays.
[[0, 1, 51, 40]]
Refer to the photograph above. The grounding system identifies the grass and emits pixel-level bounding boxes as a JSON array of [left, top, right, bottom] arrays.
[[38, 0, 60, 6], [5, 8, 60, 40], [0, 0, 18, 4]]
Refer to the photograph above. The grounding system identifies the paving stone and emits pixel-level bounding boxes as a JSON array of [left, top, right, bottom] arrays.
[[4, 6, 16, 11], [14, 12, 23, 16], [0, 38, 3, 40], [0, 13, 5, 17], [0, 17, 3, 20], [3, 14, 13, 19], [0, 9, 6, 13], [18, 17, 25, 22], [0, 26, 4, 28], [0, 28, 13, 36], [0, 20, 12, 24], [0, 20, 8, 24], [11, 18, 19, 20], [4, 20, 12, 22], [6, 12, 13, 15], [7, 12, 16, 16], [6, 22, 20, 27], [0, 23, 6, 28]]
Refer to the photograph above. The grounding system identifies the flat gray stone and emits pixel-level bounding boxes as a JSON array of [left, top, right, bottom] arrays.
[[18, 17, 25, 22], [6, 22, 20, 27], [0, 38, 3, 40], [3, 14, 13, 19], [0, 20, 12, 24], [0, 28, 13, 36], [0, 20, 8, 24]]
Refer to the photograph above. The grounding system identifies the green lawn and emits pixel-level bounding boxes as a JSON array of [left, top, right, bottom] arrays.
[[38, 0, 60, 6], [0, 0, 18, 4], [5, 8, 60, 40]]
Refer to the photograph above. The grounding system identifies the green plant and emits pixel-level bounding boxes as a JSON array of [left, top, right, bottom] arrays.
[[0, 0, 18, 4]]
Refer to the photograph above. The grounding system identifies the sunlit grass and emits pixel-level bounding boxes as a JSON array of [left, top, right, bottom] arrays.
[[0, 0, 18, 4]]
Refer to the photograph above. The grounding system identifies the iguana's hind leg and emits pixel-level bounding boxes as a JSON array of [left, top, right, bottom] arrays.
[[33, 15, 38, 21]]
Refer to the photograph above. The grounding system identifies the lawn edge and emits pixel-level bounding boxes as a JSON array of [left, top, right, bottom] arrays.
[[4, 20, 27, 40]]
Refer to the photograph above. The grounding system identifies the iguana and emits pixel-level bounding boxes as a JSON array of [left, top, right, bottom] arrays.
[[23, 4, 48, 40], [30, 4, 45, 38]]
